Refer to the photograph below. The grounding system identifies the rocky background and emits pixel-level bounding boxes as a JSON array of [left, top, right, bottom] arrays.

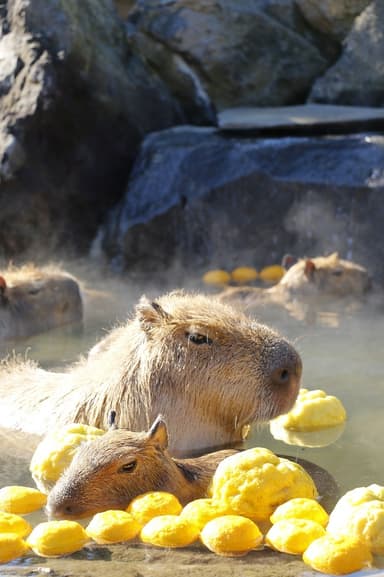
[[1, 0, 384, 282]]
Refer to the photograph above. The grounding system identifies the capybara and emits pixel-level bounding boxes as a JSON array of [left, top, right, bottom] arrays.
[[0, 291, 302, 455], [47, 415, 237, 519], [46, 415, 339, 520], [218, 253, 371, 318], [0, 264, 83, 339]]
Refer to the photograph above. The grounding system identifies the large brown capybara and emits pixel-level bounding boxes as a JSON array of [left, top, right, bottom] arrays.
[[0, 264, 83, 340], [0, 291, 302, 455], [219, 253, 372, 322], [47, 415, 237, 519]]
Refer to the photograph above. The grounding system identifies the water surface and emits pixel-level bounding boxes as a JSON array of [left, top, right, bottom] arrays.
[[1, 272, 383, 576]]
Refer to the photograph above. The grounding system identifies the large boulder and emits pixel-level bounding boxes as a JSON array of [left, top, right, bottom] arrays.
[[309, 1, 384, 105], [127, 0, 330, 113], [296, 0, 371, 40], [94, 124, 384, 286], [0, 0, 182, 259]]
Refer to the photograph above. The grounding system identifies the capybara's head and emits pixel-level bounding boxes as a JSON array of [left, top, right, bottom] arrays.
[[47, 416, 178, 519], [0, 265, 83, 338], [280, 253, 371, 298], [133, 291, 302, 425]]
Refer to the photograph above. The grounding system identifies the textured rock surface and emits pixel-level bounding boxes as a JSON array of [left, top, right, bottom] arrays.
[[127, 0, 330, 113], [0, 0, 182, 259], [95, 126, 384, 285], [296, 0, 371, 40], [0, 0, 382, 265], [309, 1, 384, 105]]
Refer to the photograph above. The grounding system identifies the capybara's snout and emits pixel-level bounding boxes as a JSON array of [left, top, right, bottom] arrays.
[[47, 490, 93, 520], [265, 340, 302, 418], [270, 350, 302, 388]]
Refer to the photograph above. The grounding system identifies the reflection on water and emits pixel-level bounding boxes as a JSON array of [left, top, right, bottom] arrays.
[[0, 271, 383, 576], [269, 420, 346, 448]]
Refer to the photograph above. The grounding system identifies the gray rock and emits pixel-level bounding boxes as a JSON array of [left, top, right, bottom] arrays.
[[296, 0, 371, 40], [218, 104, 384, 132], [128, 0, 329, 112], [309, 0, 384, 105], [114, 0, 136, 19], [0, 0, 182, 259], [95, 126, 384, 286], [0, 131, 25, 181]]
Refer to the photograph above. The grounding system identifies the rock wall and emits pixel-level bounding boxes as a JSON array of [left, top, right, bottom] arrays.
[[309, 1, 384, 105], [95, 127, 384, 285], [0, 0, 182, 259], [0, 0, 383, 266]]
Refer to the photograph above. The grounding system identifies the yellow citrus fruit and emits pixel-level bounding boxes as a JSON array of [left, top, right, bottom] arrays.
[[86, 510, 141, 544], [202, 270, 231, 286], [259, 265, 285, 283], [230, 267, 258, 284], [127, 492, 182, 526], [200, 515, 262, 557], [180, 498, 228, 531], [329, 484, 384, 512], [0, 511, 32, 537], [140, 515, 199, 548], [265, 518, 325, 555], [27, 520, 89, 557], [30, 423, 105, 493], [303, 534, 372, 575], [327, 500, 384, 555], [0, 485, 47, 514], [271, 388, 346, 432], [0, 533, 29, 563], [270, 498, 329, 527], [210, 447, 317, 522]]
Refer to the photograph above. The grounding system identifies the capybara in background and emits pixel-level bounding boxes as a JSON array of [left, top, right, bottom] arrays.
[[0, 291, 301, 455], [47, 416, 237, 519], [218, 253, 372, 320], [0, 263, 83, 339]]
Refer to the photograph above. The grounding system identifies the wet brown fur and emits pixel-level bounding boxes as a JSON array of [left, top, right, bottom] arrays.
[[0, 291, 301, 455], [47, 417, 237, 519], [218, 253, 371, 319], [0, 263, 83, 339]]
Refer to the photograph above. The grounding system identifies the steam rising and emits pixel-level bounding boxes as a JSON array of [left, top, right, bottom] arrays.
[[284, 191, 362, 261]]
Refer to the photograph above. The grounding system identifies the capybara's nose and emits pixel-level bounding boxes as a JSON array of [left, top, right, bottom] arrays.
[[46, 498, 77, 520], [270, 349, 302, 398]]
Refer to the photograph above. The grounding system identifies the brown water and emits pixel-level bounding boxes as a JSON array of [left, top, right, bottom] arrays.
[[1, 270, 384, 577]]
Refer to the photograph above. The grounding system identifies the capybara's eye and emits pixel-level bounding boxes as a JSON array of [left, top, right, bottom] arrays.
[[186, 332, 213, 345], [118, 460, 137, 473]]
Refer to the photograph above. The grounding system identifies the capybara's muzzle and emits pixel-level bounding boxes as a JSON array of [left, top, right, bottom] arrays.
[[267, 343, 302, 417]]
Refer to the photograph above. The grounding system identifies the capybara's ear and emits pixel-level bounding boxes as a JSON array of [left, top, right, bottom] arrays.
[[281, 254, 297, 270], [147, 414, 168, 449], [304, 259, 316, 281], [0, 276, 7, 304], [136, 296, 170, 331], [327, 252, 339, 263]]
